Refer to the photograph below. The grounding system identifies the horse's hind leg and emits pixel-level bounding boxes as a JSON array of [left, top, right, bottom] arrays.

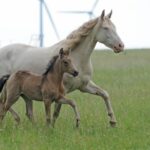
[[22, 95, 34, 123]]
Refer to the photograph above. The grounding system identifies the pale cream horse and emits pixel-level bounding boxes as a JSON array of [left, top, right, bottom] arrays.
[[0, 10, 124, 126]]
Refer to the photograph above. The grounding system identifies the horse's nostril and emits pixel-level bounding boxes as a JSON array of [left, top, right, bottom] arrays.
[[119, 43, 124, 48]]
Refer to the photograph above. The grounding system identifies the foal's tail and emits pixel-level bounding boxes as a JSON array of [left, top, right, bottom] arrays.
[[0, 74, 10, 92]]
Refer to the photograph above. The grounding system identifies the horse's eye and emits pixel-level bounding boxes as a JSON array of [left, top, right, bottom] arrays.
[[64, 61, 68, 66]]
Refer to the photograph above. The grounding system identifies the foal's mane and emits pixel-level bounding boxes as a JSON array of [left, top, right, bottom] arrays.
[[43, 55, 59, 76], [64, 17, 98, 50]]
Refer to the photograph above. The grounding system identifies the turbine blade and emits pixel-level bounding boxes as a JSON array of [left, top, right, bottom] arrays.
[[43, 1, 60, 39], [59, 10, 91, 14], [91, 0, 99, 11]]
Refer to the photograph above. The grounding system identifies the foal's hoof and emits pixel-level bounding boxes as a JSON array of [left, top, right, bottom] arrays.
[[76, 119, 80, 128], [109, 121, 117, 127], [15, 117, 21, 124], [51, 122, 55, 128]]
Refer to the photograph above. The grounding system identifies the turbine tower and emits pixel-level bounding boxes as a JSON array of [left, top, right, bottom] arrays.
[[39, 0, 59, 47]]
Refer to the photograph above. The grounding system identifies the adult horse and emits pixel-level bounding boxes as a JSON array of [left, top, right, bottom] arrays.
[[0, 10, 124, 126]]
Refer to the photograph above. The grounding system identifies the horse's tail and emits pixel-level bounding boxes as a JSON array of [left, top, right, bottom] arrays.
[[0, 74, 10, 92]]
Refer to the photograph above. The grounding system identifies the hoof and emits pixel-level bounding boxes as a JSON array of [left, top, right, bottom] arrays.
[[46, 124, 53, 128], [109, 121, 117, 127], [46, 121, 52, 128], [76, 119, 80, 128], [15, 117, 20, 124], [51, 123, 55, 128]]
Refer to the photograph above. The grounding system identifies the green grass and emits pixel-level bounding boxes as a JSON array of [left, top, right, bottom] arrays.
[[0, 49, 150, 150]]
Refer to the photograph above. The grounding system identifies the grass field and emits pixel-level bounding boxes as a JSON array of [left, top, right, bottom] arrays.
[[0, 49, 150, 150]]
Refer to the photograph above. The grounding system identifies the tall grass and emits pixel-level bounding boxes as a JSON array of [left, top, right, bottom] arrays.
[[0, 49, 150, 150]]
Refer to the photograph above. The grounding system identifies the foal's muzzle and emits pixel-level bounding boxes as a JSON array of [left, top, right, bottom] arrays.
[[72, 71, 79, 77]]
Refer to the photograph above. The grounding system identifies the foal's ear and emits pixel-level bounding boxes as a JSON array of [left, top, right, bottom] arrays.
[[100, 9, 105, 20], [59, 48, 64, 58], [65, 48, 71, 56], [106, 10, 112, 19]]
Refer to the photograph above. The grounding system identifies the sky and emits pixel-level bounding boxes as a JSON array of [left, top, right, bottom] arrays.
[[0, 0, 149, 49]]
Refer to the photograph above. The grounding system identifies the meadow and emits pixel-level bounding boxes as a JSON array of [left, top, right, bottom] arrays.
[[0, 49, 150, 150]]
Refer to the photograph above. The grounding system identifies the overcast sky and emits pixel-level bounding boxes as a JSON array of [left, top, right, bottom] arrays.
[[0, 0, 149, 49]]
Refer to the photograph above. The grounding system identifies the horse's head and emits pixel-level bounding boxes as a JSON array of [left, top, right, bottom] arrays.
[[95, 10, 124, 53], [59, 48, 78, 77]]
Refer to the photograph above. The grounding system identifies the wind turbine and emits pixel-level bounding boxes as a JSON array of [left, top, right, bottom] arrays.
[[39, 0, 59, 47], [59, 0, 99, 19]]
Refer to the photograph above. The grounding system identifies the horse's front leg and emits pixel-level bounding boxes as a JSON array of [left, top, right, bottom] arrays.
[[43, 99, 52, 126], [56, 97, 80, 128], [80, 80, 117, 127]]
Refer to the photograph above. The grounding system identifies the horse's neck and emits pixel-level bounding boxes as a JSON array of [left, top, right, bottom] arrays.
[[72, 31, 97, 63]]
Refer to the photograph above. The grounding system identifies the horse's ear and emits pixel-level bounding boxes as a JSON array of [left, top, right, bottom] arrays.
[[59, 48, 64, 58], [107, 10, 112, 19], [100, 9, 105, 20]]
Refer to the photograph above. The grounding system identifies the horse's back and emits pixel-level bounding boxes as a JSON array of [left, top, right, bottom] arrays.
[[0, 41, 66, 77], [13, 43, 63, 74], [0, 43, 34, 56], [0, 44, 50, 76], [0, 44, 34, 77]]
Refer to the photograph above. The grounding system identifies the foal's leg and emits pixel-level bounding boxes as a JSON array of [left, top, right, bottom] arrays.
[[9, 108, 20, 123], [22, 95, 34, 122], [25, 100, 34, 122], [52, 103, 62, 127], [43, 99, 52, 126], [80, 80, 117, 127], [55, 97, 80, 127], [0, 102, 5, 122], [1, 95, 20, 123], [0, 107, 20, 124], [0, 90, 20, 123]]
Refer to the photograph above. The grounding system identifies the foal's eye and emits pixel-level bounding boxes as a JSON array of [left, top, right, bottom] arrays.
[[63, 61, 68, 66], [104, 27, 109, 30]]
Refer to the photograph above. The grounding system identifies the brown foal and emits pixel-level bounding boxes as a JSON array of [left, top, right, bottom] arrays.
[[0, 48, 80, 127]]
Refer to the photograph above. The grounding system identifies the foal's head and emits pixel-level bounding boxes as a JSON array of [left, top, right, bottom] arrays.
[[59, 48, 78, 77]]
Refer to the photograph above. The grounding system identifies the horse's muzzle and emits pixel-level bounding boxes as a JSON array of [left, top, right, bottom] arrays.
[[113, 43, 124, 53]]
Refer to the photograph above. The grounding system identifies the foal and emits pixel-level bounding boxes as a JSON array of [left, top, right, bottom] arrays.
[[0, 48, 80, 127]]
